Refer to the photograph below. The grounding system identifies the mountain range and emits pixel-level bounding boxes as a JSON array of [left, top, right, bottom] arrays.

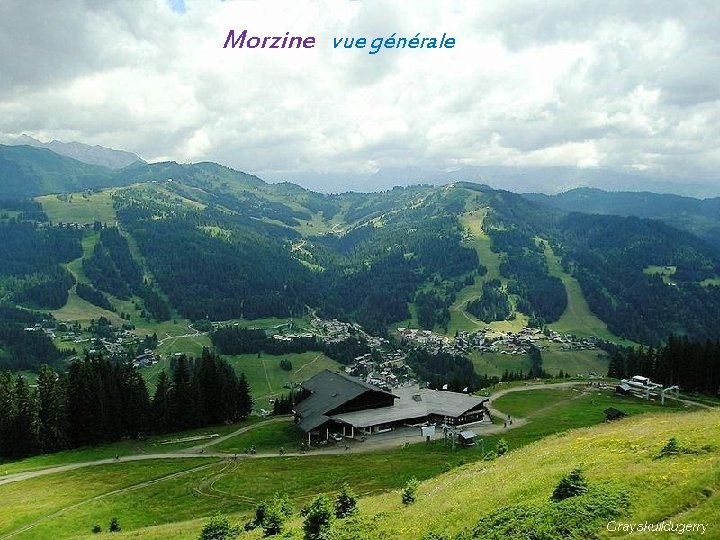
[[1, 143, 719, 359], [263, 165, 720, 198], [0, 135, 143, 169]]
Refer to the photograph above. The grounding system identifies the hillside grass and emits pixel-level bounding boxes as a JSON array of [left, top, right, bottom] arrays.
[[51, 289, 122, 325], [438, 209, 528, 335], [469, 351, 532, 378], [0, 421, 258, 477], [0, 383, 709, 539], [643, 264, 677, 284], [544, 242, 635, 345], [469, 343, 608, 379], [213, 420, 304, 454], [541, 347, 609, 377], [329, 408, 720, 540], [224, 351, 341, 409], [0, 458, 216, 538], [52, 230, 125, 325], [36, 190, 117, 225]]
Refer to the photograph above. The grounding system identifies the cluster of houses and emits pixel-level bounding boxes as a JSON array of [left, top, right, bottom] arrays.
[[23, 323, 57, 340], [397, 325, 602, 358], [344, 352, 414, 391], [309, 317, 365, 344], [132, 349, 159, 368], [397, 328, 454, 354]]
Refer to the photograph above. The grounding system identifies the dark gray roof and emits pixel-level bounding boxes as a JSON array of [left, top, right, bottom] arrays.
[[331, 386, 488, 428], [295, 370, 397, 432]]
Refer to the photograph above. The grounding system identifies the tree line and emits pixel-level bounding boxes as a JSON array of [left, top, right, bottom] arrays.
[[607, 335, 720, 396], [0, 348, 253, 459], [210, 326, 370, 365], [0, 305, 67, 371], [466, 279, 512, 323], [83, 227, 171, 321], [1, 220, 81, 310]]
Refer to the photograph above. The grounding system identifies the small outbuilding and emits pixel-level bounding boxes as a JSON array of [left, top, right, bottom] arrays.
[[615, 383, 632, 395], [457, 430, 477, 446]]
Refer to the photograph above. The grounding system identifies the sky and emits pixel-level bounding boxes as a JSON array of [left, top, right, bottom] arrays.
[[1, 0, 719, 190]]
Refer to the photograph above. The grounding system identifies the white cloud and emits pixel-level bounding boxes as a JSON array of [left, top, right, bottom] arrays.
[[0, 0, 718, 187]]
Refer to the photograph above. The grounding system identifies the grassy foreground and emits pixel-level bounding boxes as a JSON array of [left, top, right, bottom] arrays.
[[0, 384, 706, 539], [32, 406, 718, 540], [334, 408, 720, 540]]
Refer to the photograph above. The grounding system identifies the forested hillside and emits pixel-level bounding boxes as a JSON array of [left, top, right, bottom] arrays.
[[525, 187, 720, 249], [1, 148, 719, 349]]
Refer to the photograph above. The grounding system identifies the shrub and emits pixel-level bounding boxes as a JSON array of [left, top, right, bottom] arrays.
[[280, 358, 293, 371], [402, 477, 420, 505], [496, 438, 508, 456], [483, 451, 497, 461], [660, 437, 681, 456], [199, 514, 240, 540], [91, 524, 102, 534], [335, 483, 358, 518], [248, 494, 293, 536], [551, 468, 588, 502], [466, 488, 630, 539], [302, 495, 334, 540], [109, 517, 121, 533], [262, 504, 285, 536]]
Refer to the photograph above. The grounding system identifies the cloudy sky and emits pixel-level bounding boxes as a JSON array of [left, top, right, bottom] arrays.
[[1, 0, 719, 189]]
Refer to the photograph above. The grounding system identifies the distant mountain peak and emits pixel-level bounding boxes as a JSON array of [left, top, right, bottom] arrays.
[[2, 134, 144, 169]]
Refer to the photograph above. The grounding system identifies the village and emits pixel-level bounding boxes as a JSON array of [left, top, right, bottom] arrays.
[[396, 325, 602, 358]]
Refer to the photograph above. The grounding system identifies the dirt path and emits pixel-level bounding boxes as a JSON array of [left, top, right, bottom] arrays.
[[183, 416, 291, 453], [156, 324, 203, 346], [292, 352, 324, 379]]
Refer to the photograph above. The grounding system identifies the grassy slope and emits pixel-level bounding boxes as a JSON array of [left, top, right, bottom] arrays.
[[0, 421, 259, 477], [213, 420, 304, 454], [0, 459, 216, 538], [224, 351, 341, 409], [338, 408, 720, 540], [36, 190, 117, 225], [542, 241, 623, 341], [52, 231, 125, 325], [0, 386, 707, 539], [541, 346, 609, 377], [468, 351, 532, 378], [446, 209, 528, 335], [140, 350, 340, 407]]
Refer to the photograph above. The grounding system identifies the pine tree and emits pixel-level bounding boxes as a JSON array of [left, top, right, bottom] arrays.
[[196, 348, 223, 425], [237, 372, 253, 419], [67, 358, 105, 446], [151, 371, 172, 433], [170, 356, 196, 430], [10, 375, 39, 457], [119, 364, 150, 438], [0, 371, 17, 457], [37, 364, 69, 453]]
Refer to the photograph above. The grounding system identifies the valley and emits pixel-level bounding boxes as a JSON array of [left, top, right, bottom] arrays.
[[1, 147, 719, 539]]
